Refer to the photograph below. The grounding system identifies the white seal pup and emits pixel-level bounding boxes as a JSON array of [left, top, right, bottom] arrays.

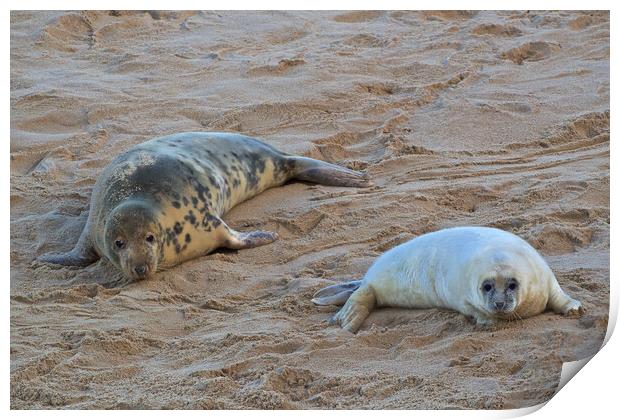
[[38, 132, 370, 280], [312, 226, 583, 333]]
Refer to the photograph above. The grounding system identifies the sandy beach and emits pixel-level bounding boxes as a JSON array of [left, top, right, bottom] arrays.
[[10, 10, 609, 409]]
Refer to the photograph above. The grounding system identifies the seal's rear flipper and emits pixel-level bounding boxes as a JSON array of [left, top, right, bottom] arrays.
[[291, 157, 372, 187], [38, 248, 99, 267], [312, 280, 363, 306]]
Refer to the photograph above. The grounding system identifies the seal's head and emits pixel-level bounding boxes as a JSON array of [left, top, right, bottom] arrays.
[[478, 270, 520, 317], [472, 249, 526, 319], [104, 200, 162, 280]]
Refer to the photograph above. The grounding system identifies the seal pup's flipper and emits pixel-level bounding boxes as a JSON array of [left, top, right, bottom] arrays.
[[290, 157, 372, 188], [547, 276, 584, 317], [38, 221, 99, 267], [312, 280, 363, 306], [218, 220, 279, 250], [328, 285, 376, 333], [38, 246, 99, 267]]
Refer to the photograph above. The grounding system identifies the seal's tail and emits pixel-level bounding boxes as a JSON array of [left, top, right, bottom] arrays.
[[312, 280, 363, 306], [290, 157, 371, 187]]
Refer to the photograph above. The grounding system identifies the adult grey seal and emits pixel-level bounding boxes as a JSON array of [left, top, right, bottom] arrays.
[[38, 132, 370, 280], [312, 226, 583, 333]]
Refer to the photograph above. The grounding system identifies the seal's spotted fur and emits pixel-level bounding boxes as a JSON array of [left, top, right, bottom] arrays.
[[39, 132, 370, 280]]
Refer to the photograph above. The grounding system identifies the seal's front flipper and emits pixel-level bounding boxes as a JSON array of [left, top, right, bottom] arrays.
[[219, 221, 279, 250], [312, 280, 363, 306], [329, 285, 376, 333], [547, 276, 584, 317], [291, 157, 372, 188], [38, 247, 99, 267], [548, 294, 584, 317]]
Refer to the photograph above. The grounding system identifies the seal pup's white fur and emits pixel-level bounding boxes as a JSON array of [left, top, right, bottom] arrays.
[[313, 226, 583, 333]]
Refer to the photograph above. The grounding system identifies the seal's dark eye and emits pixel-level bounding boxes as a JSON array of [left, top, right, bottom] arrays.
[[507, 279, 518, 291], [115, 239, 125, 249], [146, 234, 155, 243], [482, 281, 494, 292]]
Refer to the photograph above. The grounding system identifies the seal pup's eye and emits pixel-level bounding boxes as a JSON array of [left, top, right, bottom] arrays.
[[145, 234, 155, 243], [115, 239, 125, 249], [482, 280, 494, 293], [507, 279, 518, 291]]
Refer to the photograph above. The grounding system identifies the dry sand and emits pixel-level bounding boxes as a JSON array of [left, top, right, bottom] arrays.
[[10, 10, 609, 409]]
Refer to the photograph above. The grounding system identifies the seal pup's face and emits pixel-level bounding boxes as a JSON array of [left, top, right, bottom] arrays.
[[104, 201, 162, 280], [478, 270, 520, 318]]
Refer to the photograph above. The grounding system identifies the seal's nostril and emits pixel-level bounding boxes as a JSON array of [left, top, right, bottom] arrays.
[[494, 301, 506, 310], [134, 265, 147, 276]]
